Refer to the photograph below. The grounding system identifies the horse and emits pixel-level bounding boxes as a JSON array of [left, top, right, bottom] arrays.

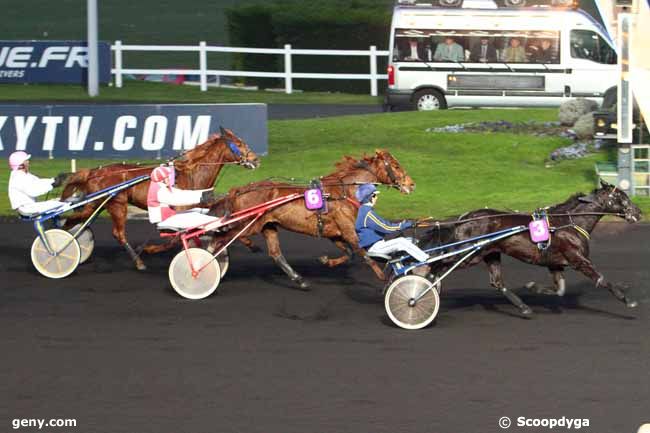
[[418, 180, 641, 317], [206, 150, 416, 290], [60, 127, 260, 270]]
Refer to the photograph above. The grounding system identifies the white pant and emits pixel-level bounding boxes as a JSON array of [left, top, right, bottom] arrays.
[[17, 200, 67, 217], [157, 209, 220, 230], [368, 237, 429, 263]]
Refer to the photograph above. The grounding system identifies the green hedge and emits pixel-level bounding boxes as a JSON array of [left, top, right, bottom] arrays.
[[226, 0, 392, 93]]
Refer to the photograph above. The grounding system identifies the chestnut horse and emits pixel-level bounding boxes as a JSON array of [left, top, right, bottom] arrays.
[[419, 181, 641, 317], [60, 127, 260, 270], [207, 150, 416, 289]]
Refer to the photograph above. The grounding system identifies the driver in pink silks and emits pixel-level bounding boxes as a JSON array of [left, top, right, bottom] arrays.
[[147, 166, 221, 230], [8, 151, 68, 216]]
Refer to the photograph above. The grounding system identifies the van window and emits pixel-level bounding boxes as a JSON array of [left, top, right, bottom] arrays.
[[570, 30, 617, 64], [393, 29, 560, 64]]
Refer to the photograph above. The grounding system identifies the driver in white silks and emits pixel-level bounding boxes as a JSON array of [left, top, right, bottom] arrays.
[[147, 165, 221, 230], [354, 183, 429, 263], [8, 151, 68, 216]]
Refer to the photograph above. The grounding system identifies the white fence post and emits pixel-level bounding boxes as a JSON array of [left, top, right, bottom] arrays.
[[369, 45, 378, 97], [284, 44, 293, 94], [114, 40, 123, 88], [199, 41, 208, 92]]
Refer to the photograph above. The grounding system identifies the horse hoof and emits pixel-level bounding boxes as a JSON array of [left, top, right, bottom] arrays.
[[520, 306, 534, 318], [136, 263, 147, 271], [318, 256, 329, 265], [294, 279, 311, 291], [525, 281, 536, 290], [626, 299, 638, 308]]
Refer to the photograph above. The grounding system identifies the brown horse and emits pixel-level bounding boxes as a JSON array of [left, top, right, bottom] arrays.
[[420, 180, 641, 317], [207, 150, 415, 289], [60, 127, 260, 270]]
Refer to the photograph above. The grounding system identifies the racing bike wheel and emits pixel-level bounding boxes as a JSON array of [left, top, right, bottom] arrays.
[[31, 229, 81, 279], [169, 248, 221, 300], [69, 224, 95, 264], [385, 275, 440, 330], [216, 248, 229, 277]]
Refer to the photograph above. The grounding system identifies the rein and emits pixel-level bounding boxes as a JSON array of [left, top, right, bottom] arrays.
[[416, 211, 626, 228]]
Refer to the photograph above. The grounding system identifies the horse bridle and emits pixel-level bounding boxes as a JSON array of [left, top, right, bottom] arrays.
[[356, 158, 402, 190], [227, 139, 256, 168]]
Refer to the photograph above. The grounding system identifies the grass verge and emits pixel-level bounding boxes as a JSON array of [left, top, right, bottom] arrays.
[[0, 81, 381, 105]]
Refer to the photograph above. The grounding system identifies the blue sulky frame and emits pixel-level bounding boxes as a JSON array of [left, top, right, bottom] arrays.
[[23, 175, 149, 256], [388, 225, 529, 292]]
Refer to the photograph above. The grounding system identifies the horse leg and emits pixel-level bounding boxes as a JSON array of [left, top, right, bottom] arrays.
[[106, 200, 147, 271], [525, 266, 567, 296], [62, 202, 100, 229], [262, 226, 310, 291], [338, 226, 385, 281], [565, 251, 637, 308], [238, 236, 262, 253], [319, 238, 352, 267], [142, 237, 180, 255], [485, 253, 533, 317]]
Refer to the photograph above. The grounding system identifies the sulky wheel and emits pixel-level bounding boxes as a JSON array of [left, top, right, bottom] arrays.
[[31, 229, 81, 279], [69, 224, 95, 264], [168, 248, 221, 300], [385, 275, 440, 330], [216, 248, 229, 278]]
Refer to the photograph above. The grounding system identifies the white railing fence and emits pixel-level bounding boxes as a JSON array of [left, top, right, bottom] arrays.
[[112, 41, 390, 96]]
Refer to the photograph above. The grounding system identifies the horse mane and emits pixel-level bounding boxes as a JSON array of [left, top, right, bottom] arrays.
[[174, 133, 222, 171], [548, 192, 586, 212], [333, 154, 373, 171]]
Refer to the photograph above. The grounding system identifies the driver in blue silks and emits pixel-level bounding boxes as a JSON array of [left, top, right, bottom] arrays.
[[354, 183, 429, 262]]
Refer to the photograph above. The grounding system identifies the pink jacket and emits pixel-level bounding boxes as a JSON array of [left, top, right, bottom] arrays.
[[147, 182, 204, 224]]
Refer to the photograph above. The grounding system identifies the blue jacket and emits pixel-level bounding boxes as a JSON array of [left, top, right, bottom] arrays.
[[355, 204, 412, 248]]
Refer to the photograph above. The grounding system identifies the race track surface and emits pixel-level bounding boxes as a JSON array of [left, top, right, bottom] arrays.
[[1, 221, 649, 433]]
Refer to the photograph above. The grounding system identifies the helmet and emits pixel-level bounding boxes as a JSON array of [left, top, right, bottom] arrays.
[[355, 183, 380, 204], [8, 151, 31, 170], [151, 166, 173, 183]]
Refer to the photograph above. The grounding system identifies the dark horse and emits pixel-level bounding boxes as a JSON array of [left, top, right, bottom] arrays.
[[419, 180, 641, 317], [60, 127, 260, 270], [208, 150, 416, 289]]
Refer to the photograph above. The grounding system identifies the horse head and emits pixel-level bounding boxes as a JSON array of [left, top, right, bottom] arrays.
[[219, 126, 261, 169], [580, 180, 642, 223], [368, 149, 416, 194]]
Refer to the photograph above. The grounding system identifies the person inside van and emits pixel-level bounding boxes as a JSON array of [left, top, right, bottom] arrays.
[[503, 38, 527, 63], [470, 37, 497, 63], [433, 37, 464, 62], [404, 38, 424, 61], [530, 39, 557, 63]]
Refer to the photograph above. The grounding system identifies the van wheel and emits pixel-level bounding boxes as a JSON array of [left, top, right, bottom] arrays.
[[502, 0, 527, 6], [552, 0, 573, 6], [438, 0, 462, 7], [413, 89, 447, 111]]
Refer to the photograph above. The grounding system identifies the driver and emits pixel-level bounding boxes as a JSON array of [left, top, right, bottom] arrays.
[[147, 165, 222, 230], [8, 151, 67, 216], [354, 183, 429, 262]]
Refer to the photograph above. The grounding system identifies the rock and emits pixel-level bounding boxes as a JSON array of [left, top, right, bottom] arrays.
[[573, 112, 595, 140], [558, 98, 599, 126], [549, 142, 590, 161]]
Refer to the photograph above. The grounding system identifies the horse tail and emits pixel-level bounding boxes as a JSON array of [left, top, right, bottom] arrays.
[[60, 169, 91, 199]]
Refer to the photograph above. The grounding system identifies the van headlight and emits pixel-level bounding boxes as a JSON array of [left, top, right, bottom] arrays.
[[596, 118, 606, 128]]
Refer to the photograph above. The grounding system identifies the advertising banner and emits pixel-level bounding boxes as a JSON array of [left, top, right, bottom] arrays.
[[0, 104, 268, 158], [0, 40, 111, 84]]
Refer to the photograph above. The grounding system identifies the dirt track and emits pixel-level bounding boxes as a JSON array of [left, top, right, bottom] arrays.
[[1, 221, 648, 433]]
